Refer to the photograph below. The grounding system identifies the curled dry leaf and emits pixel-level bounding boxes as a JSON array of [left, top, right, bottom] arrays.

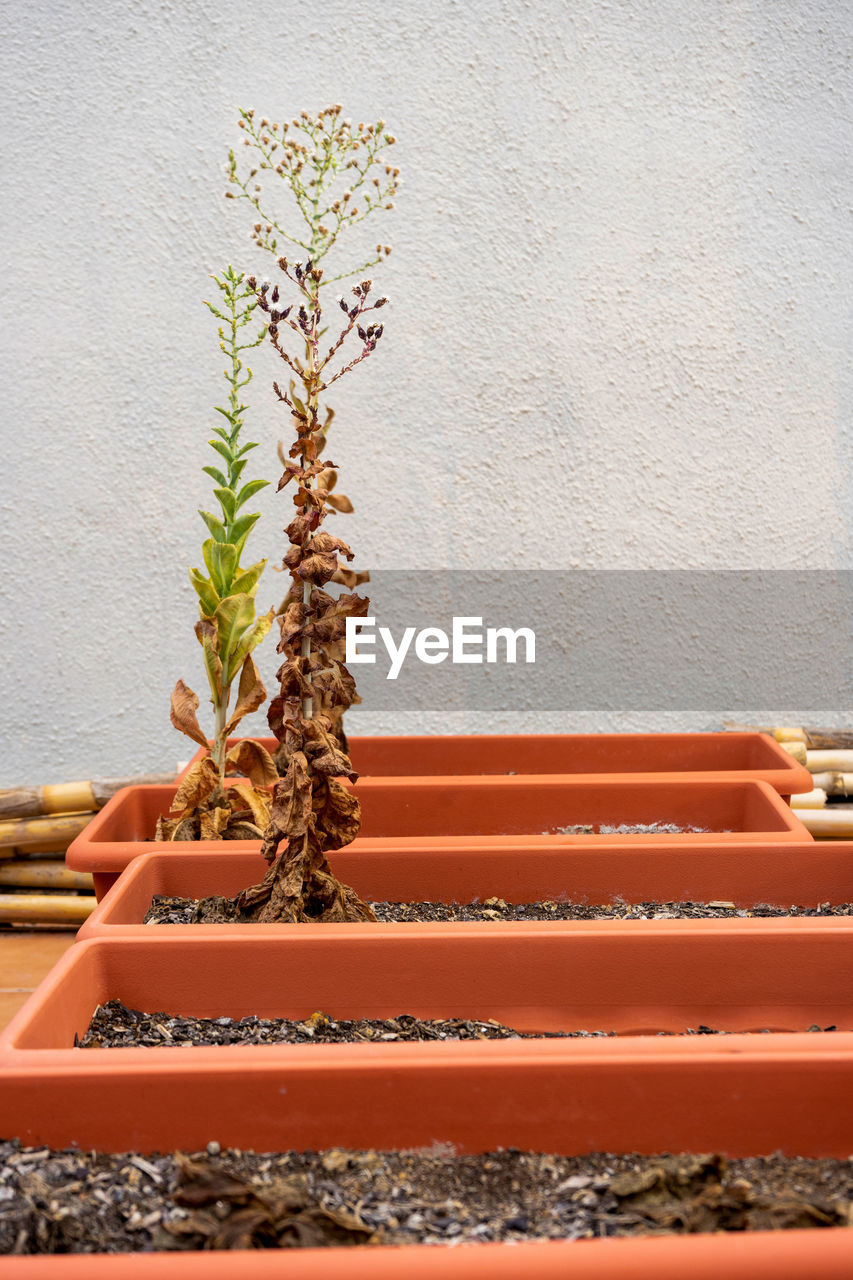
[[302, 717, 358, 782], [223, 654, 267, 737], [169, 680, 210, 749], [324, 492, 354, 513], [167, 1154, 377, 1250], [330, 567, 370, 589], [228, 781, 272, 828], [200, 805, 233, 841], [171, 757, 220, 818], [225, 739, 278, 789]]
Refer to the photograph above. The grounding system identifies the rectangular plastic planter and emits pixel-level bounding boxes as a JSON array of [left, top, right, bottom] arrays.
[[2, 936, 853, 1275], [180, 731, 812, 795], [6, 928, 853, 1054], [67, 778, 810, 900], [77, 840, 853, 939]]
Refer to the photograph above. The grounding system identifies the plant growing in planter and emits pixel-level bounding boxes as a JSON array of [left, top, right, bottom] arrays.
[[157, 266, 277, 842], [227, 104, 397, 754], [219, 105, 398, 922]]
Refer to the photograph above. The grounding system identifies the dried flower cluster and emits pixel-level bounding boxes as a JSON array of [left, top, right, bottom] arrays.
[[227, 104, 398, 280], [158, 267, 277, 842]]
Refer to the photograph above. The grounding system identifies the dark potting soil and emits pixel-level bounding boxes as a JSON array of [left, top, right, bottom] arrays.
[[143, 893, 853, 925], [2, 1141, 852, 1253], [75, 1001, 842, 1049], [78, 1002, 611, 1047]]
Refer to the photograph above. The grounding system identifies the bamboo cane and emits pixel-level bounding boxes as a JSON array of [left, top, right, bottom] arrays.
[[0, 893, 95, 925], [807, 750, 853, 774], [790, 789, 827, 809], [724, 722, 853, 750], [772, 727, 808, 744], [792, 807, 853, 838], [809, 771, 853, 797], [0, 861, 94, 890], [0, 813, 93, 853], [804, 729, 853, 750], [779, 741, 808, 765], [0, 772, 176, 821]]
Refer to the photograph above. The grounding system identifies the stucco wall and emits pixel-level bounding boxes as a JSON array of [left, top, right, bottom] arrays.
[[2, 0, 851, 782]]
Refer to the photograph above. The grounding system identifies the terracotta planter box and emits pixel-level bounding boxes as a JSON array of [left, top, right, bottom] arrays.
[[1, 936, 853, 1274], [77, 840, 853, 939], [5, 929, 853, 1054], [68, 778, 810, 901], [181, 731, 812, 795]]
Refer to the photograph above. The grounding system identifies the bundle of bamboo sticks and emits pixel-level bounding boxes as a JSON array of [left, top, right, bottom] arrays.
[[725, 724, 853, 839], [0, 773, 175, 926]]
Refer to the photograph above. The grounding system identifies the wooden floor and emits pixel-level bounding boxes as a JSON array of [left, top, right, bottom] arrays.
[[0, 931, 76, 1028]]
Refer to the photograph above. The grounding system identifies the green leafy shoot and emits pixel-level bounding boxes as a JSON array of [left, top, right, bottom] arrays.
[[165, 266, 276, 813]]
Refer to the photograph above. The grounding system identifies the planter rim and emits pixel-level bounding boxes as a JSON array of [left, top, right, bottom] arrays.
[[177, 731, 813, 797], [6, 926, 853, 1059], [2, 1220, 852, 1278], [67, 778, 811, 882], [77, 841, 853, 939], [2, 1226, 853, 1278]]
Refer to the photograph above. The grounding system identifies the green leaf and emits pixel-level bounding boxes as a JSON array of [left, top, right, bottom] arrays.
[[202, 539, 239, 595], [234, 478, 269, 510], [231, 458, 248, 486], [202, 465, 228, 488], [214, 487, 237, 524], [229, 511, 261, 559], [188, 567, 220, 616], [230, 607, 275, 675], [199, 510, 227, 542], [209, 439, 235, 465], [235, 440, 260, 458], [230, 558, 266, 598], [214, 593, 256, 683], [214, 406, 238, 424]]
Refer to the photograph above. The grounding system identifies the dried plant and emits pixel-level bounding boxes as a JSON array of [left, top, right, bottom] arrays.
[[157, 267, 278, 842], [228, 105, 398, 923], [227, 105, 398, 753]]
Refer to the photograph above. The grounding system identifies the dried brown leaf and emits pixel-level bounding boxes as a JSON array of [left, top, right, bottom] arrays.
[[276, 600, 306, 654], [223, 655, 267, 737], [171, 757, 219, 817], [302, 717, 358, 781], [307, 590, 369, 648], [225, 739, 279, 789], [200, 805, 232, 840], [169, 680, 210, 749], [228, 781, 272, 828], [315, 777, 362, 849], [330, 567, 370, 588]]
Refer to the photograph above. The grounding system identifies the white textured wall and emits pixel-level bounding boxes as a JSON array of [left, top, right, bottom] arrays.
[[2, 0, 851, 782]]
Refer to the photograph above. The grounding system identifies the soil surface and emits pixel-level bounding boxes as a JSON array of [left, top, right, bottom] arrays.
[[550, 823, 712, 834], [144, 894, 853, 925], [2, 1142, 851, 1253], [76, 1001, 842, 1049]]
